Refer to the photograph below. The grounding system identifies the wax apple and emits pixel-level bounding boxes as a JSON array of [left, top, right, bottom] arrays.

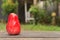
[[6, 13, 21, 35]]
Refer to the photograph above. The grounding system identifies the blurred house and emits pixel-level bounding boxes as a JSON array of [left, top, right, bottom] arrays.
[[18, 0, 58, 23], [0, 0, 59, 23], [18, 0, 45, 23]]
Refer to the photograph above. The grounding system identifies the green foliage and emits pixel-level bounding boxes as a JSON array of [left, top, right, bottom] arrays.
[[38, 9, 52, 24], [29, 5, 39, 15], [29, 5, 52, 24], [39, 9, 46, 18], [38, 9, 46, 23], [29, 5, 39, 25], [56, 17, 60, 26], [1, 0, 18, 16], [55, 0, 60, 2]]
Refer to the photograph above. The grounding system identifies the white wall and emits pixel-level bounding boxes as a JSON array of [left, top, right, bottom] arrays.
[[37, 1, 44, 9]]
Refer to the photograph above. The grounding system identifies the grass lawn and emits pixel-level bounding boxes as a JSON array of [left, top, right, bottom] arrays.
[[22, 24, 60, 31], [0, 23, 60, 31]]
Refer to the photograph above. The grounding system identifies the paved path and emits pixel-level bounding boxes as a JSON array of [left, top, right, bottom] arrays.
[[0, 31, 60, 40], [0, 38, 60, 40], [0, 31, 60, 38]]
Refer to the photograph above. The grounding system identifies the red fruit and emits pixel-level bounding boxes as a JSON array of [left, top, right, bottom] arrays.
[[6, 13, 21, 35]]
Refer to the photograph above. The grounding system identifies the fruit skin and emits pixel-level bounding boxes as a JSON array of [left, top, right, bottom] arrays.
[[6, 13, 21, 35]]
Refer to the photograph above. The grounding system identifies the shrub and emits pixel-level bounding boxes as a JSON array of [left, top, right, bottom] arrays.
[[29, 5, 52, 25], [38, 9, 52, 24], [1, 0, 18, 16], [29, 5, 39, 25]]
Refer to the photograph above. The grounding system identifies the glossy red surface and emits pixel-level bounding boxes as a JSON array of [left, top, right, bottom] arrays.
[[6, 13, 21, 35]]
